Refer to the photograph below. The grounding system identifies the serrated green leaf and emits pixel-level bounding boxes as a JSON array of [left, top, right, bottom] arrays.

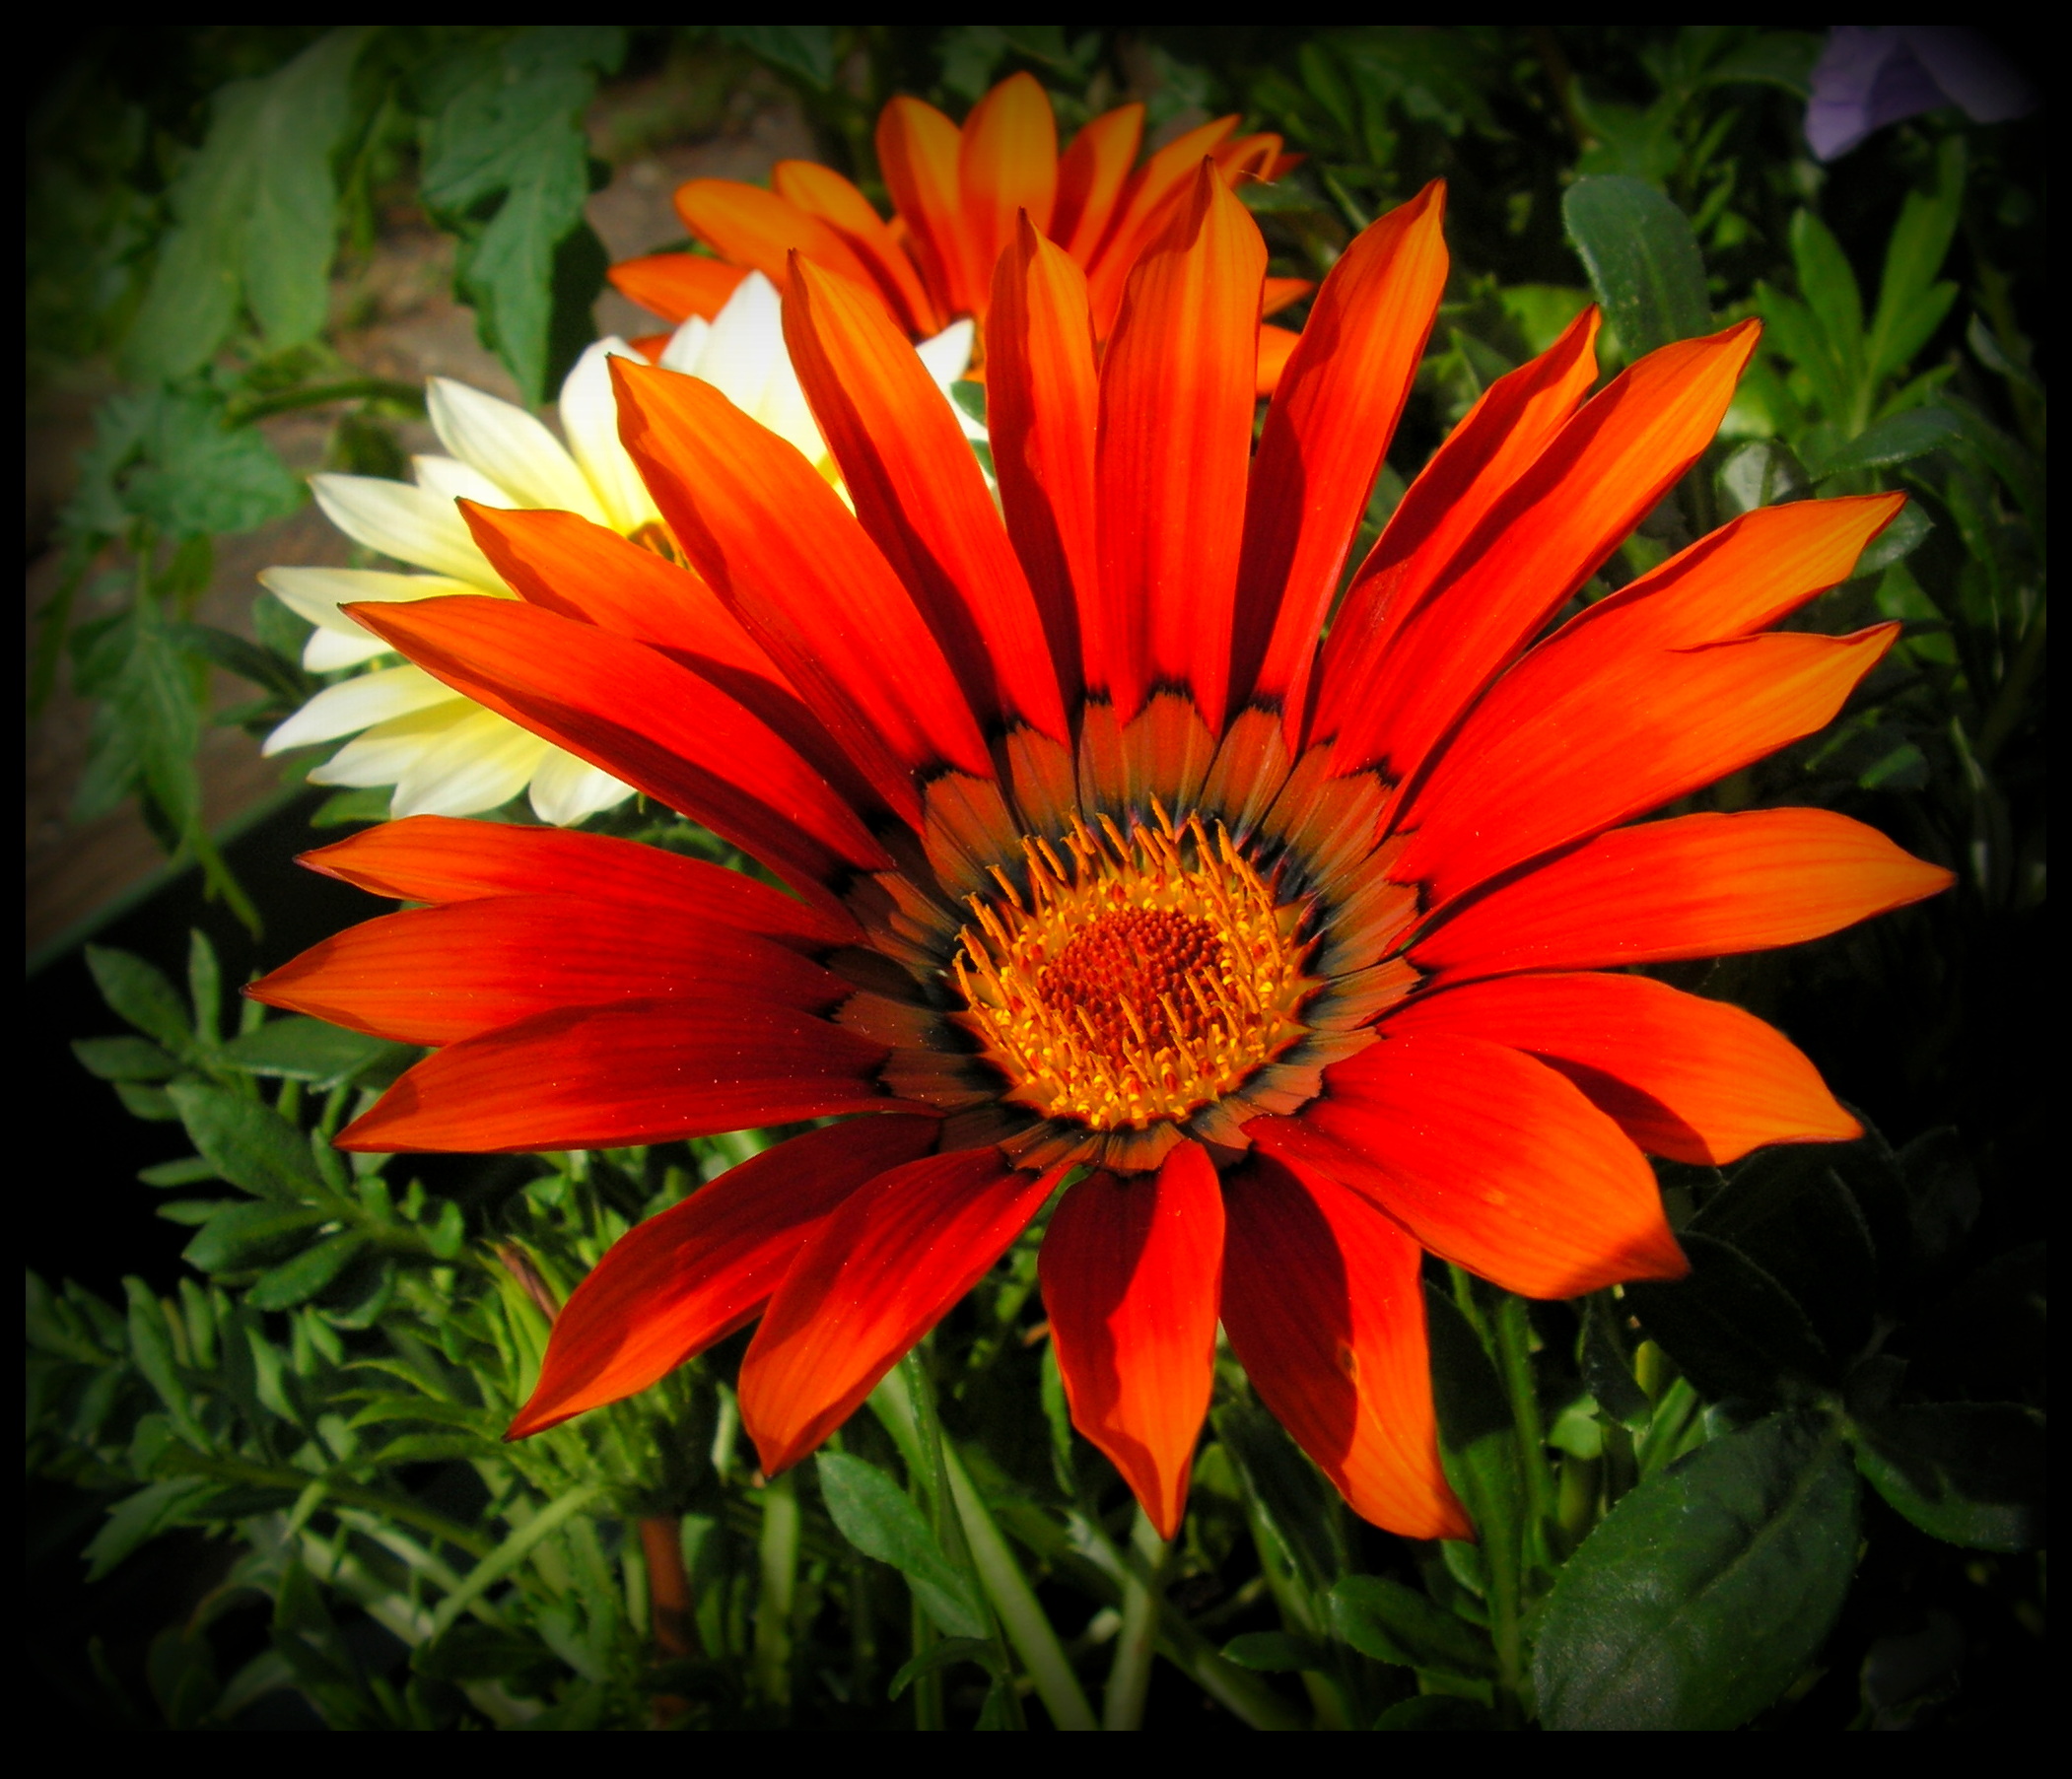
[[1813, 407, 1964, 481], [220, 1016, 400, 1088], [1851, 1403, 2045, 1552], [1788, 208, 1866, 394], [1534, 1411, 1859, 1730], [72, 1035, 176, 1082], [1327, 1574, 1492, 1678], [168, 1081, 322, 1200], [1562, 176, 1710, 362], [246, 1234, 368, 1311], [84, 1477, 218, 1582], [817, 1451, 987, 1640], [182, 1200, 330, 1271], [86, 945, 192, 1053]]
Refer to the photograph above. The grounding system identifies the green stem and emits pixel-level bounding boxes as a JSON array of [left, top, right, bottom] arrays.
[[226, 377, 427, 424], [1493, 1293, 1555, 1577], [1103, 1508, 1163, 1731], [753, 1471, 798, 1710], [911, 1596, 945, 1731]]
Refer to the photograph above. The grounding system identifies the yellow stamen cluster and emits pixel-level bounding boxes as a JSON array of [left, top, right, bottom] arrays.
[[953, 809, 1313, 1130]]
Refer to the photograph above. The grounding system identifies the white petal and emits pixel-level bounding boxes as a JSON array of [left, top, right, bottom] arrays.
[[264, 664, 463, 754], [681, 273, 825, 465], [390, 707, 551, 818], [308, 704, 471, 790], [427, 377, 606, 522], [311, 474, 503, 589], [917, 319, 988, 444], [526, 747, 636, 825], [259, 566, 486, 635], [657, 314, 713, 373], [303, 626, 393, 671], [413, 453, 515, 509], [559, 338, 660, 534]]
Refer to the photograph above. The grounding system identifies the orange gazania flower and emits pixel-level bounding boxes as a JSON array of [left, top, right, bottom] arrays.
[[609, 72, 1311, 390], [254, 171, 1951, 1541]]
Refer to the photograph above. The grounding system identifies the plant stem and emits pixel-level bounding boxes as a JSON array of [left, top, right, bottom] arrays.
[[754, 1471, 798, 1709], [1492, 1292, 1555, 1576], [1103, 1508, 1164, 1730], [638, 1515, 698, 1658], [911, 1597, 945, 1730]]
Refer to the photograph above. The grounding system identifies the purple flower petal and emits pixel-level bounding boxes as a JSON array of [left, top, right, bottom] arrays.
[[1806, 28, 1941, 161], [1900, 28, 2039, 124]]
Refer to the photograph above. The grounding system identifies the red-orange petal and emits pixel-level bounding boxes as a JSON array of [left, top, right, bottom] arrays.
[[876, 96, 974, 320], [1331, 320, 1761, 786], [1052, 103, 1143, 264], [1261, 276, 1313, 318], [1082, 114, 1242, 339], [1380, 973, 1860, 1165], [739, 1152, 1067, 1473], [772, 160, 939, 335], [672, 178, 884, 299], [296, 815, 856, 947], [250, 893, 845, 1047], [1309, 307, 1601, 751], [1233, 183, 1449, 729], [1250, 1033, 1687, 1299], [1040, 1143, 1223, 1539], [1221, 1153, 1469, 1540], [1397, 624, 1900, 909], [1094, 162, 1265, 729], [608, 357, 992, 823], [958, 73, 1058, 308], [1253, 323, 1300, 399], [1413, 807, 1955, 983], [347, 594, 887, 899], [508, 1118, 940, 1438], [784, 257, 1069, 742], [337, 999, 916, 1154], [986, 215, 1099, 710], [606, 253, 749, 325]]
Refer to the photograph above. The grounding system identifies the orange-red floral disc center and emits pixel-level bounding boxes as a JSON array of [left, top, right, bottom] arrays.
[[952, 812, 1315, 1135]]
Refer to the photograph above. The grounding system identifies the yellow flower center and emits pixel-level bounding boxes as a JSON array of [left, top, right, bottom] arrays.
[[952, 811, 1315, 1131]]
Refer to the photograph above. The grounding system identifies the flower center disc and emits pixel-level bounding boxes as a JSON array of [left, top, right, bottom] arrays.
[[952, 814, 1315, 1131]]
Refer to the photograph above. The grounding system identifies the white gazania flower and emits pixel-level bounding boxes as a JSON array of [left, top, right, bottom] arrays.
[[264, 271, 979, 826]]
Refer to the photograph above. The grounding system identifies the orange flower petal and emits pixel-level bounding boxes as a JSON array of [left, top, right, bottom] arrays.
[[875, 96, 974, 320], [1082, 114, 1242, 337], [1379, 973, 1860, 1166], [986, 215, 1099, 709], [1261, 276, 1313, 318], [608, 359, 994, 825], [1052, 103, 1143, 263], [338, 999, 914, 1154], [1221, 1152, 1469, 1539], [606, 253, 749, 325], [1253, 322, 1300, 398], [250, 893, 845, 1047], [1396, 624, 1900, 909], [671, 178, 883, 298], [1251, 1034, 1687, 1299], [508, 1118, 941, 1438], [296, 815, 857, 946], [1332, 319, 1761, 787], [1413, 807, 1956, 983], [1040, 1143, 1223, 1539], [739, 1152, 1067, 1473], [785, 258, 1069, 742], [1094, 163, 1265, 729], [772, 160, 939, 335], [1309, 306, 1601, 751], [347, 595, 888, 901], [1233, 183, 1449, 729], [958, 73, 1058, 306]]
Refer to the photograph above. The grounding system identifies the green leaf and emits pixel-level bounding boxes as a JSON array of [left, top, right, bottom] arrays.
[[887, 1635, 1004, 1698], [717, 25, 838, 90], [1813, 407, 1964, 481], [1866, 137, 1965, 383], [1562, 176, 1710, 362], [86, 945, 192, 1054], [168, 1082, 322, 1200], [1534, 1411, 1859, 1730], [221, 1017, 401, 1088], [1581, 1296, 1653, 1431], [124, 396, 301, 536], [1624, 1231, 1833, 1404], [123, 31, 370, 378], [816, 1451, 987, 1640], [246, 1234, 368, 1311], [1853, 500, 1932, 577], [182, 1200, 330, 1271], [1422, 1286, 1523, 1545], [1212, 1402, 1348, 1594], [71, 1035, 176, 1082], [1327, 1575, 1492, 1679], [1851, 1403, 2046, 1552], [1716, 439, 1808, 516], [1698, 32, 1821, 97], [1218, 1630, 1326, 1673], [1373, 1694, 1500, 1730], [84, 1477, 218, 1583], [1787, 209, 1866, 400]]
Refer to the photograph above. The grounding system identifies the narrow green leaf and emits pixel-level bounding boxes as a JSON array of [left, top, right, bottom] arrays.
[[1212, 1402, 1348, 1594], [1866, 137, 1965, 382], [86, 945, 193, 1054], [887, 1635, 1003, 1698], [1812, 407, 1965, 481], [1562, 176, 1710, 361], [1373, 1694, 1500, 1730], [83, 1477, 217, 1583], [427, 1482, 605, 1639], [246, 1234, 368, 1311], [182, 1201, 329, 1271], [1851, 1403, 2046, 1552], [1534, 1411, 1859, 1730], [1218, 1630, 1324, 1673], [221, 1016, 401, 1088], [816, 1451, 987, 1640], [71, 1036, 176, 1082], [1327, 1575, 1493, 1679], [168, 1081, 322, 1200]]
